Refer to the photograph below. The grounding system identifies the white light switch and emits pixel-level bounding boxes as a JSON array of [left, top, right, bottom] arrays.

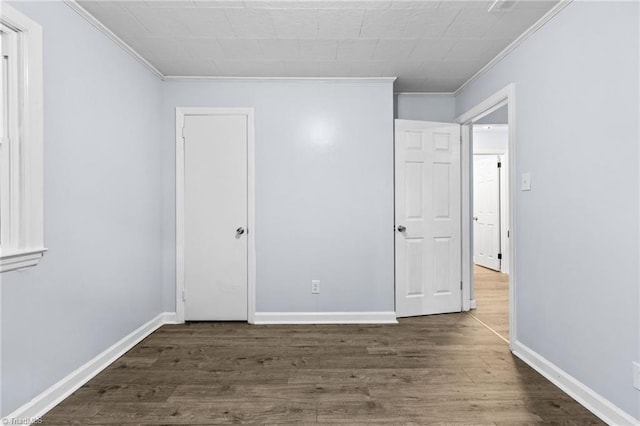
[[521, 172, 531, 191]]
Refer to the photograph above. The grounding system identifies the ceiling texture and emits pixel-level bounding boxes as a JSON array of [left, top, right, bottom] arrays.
[[78, 0, 558, 92]]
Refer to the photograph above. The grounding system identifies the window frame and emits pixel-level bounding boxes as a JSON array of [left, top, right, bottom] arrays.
[[0, 4, 45, 272]]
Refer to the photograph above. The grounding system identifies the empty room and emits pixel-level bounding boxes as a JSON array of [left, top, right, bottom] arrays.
[[1, 0, 639, 424]]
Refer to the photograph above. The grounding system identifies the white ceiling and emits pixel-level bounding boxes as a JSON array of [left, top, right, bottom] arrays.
[[77, 0, 558, 92]]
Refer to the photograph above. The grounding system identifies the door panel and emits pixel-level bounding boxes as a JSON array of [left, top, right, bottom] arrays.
[[395, 120, 462, 318], [473, 155, 501, 271], [406, 238, 424, 296], [405, 163, 424, 218], [184, 114, 248, 321]]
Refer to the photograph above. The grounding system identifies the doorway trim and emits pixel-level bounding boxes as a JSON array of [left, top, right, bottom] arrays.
[[455, 83, 516, 348], [175, 107, 256, 324]]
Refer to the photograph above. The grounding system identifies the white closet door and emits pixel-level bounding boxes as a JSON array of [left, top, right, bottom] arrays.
[[184, 114, 248, 321]]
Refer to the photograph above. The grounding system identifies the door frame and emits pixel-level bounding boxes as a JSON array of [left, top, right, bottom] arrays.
[[175, 107, 256, 324], [471, 151, 509, 275], [455, 84, 516, 348]]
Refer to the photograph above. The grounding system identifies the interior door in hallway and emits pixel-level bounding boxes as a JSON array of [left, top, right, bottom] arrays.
[[473, 155, 501, 271], [184, 114, 248, 321], [395, 120, 462, 317]]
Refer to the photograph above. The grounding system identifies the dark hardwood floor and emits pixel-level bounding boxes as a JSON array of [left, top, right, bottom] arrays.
[[42, 314, 602, 425], [472, 265, 510, 341]]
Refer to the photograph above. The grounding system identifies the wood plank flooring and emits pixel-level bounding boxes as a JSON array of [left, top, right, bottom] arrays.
[[472, 265, 510, 340], [41, 314, 602, 425]]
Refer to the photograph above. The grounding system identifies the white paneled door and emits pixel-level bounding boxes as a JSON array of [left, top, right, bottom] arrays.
[[395, 120, 462, 317], [473, 155, 501, 271], [183, 114, 248, 321]]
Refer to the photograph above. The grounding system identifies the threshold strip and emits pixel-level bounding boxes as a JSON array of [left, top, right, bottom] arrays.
[[466, 311, 509, 344]]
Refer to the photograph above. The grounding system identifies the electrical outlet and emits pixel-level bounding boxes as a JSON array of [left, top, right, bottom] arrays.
[[633, 361, 640, 391], [311, 280, 320, 294]]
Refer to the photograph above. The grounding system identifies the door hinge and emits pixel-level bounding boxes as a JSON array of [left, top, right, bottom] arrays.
[[497, 253, 502, 260], [507, 230, 510, 238], [497, 161, 502, 168], [181, 127, 186, 140], [460, 281, 463, 289], [181, 290, 186, 301]]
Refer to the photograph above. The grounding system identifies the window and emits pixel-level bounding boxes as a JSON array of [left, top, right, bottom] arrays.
[[0, 4, 44, 272]]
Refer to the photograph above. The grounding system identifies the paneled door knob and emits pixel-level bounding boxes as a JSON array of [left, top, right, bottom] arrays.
[[397, 225, 406, 232], [236, 227, 245, 235]]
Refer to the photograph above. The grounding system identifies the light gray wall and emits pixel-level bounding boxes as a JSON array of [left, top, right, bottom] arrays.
[[395, 94, 455, 122], [473, 126, 508, 153], [1, 2, 164, 416], [162, 81, 395, 313], [475, 104, 508, 125], [456, 1, 640, 420]]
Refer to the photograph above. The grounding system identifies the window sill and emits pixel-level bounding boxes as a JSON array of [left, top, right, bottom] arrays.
[[1, 248, 47, 272]]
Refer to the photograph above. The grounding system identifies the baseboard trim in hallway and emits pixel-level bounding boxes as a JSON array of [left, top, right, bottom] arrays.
[[2, 312, 177, 425]]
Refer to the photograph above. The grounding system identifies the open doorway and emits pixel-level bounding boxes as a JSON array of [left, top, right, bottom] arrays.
[[471, 107, 509, 341], [457, 84, 515, 347]]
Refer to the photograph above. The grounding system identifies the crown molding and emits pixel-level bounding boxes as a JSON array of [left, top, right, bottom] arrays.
[[64, 0, 571, 94], [163, 76, 397, 83], [64, 0, 164, 80], [394, 92, 455, 96], [454, 0, 573, 96]]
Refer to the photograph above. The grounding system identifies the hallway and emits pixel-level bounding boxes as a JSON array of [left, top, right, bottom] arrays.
[[472, 265, 509, 341]]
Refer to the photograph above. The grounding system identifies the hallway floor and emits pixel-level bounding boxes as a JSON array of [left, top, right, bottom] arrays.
[[471, 265, 510, 341]]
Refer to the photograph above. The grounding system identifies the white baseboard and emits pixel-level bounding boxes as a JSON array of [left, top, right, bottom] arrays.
[[512, 341, 639, 426], [2, 311, 178, 425], [253, 311, 398, 325], [470, 299, 477, 309], [161, 311, 180, 324]]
